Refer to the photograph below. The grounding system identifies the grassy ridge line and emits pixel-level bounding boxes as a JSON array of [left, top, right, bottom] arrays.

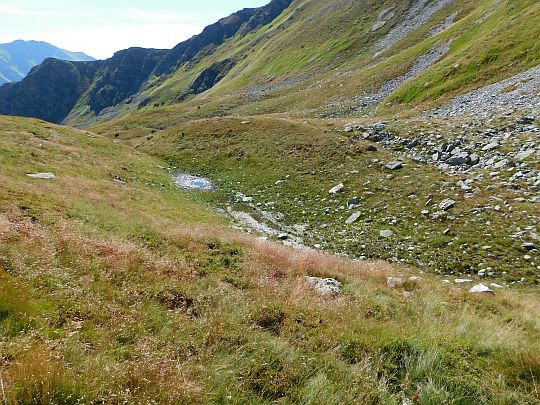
[[1, 116, 539, 402]]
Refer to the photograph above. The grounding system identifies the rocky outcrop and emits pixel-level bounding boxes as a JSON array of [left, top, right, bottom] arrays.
[[0, 58, 101, 123], [189, 59, 237, 95]]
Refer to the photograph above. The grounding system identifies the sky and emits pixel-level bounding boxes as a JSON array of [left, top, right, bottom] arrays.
[[0, 0, 269, 59]]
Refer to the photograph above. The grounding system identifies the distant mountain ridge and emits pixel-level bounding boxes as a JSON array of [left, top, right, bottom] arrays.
[[0, 40, 95, 84], [0, 0, 538, 126], [0, 0, 293, 124]]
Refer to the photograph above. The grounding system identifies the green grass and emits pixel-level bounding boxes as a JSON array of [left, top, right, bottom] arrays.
[[1, 116, 539, 403], [95, 115, 540, 284]]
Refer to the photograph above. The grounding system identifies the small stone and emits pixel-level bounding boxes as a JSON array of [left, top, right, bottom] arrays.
[[348, 197, 360, 208], [26, 172, 56, 179], [380, 230, 394, 238], [455, 279, 473, 285], [407, 276, 422, 284], [306, 277, 342, 296], [386, 161, 404, 171], [469, 284, 494, 294], [439, 199, 456, 211], [522, 242, 536, 251], [517, 115, 535, 125], [482, 142, 499, 151], [277, 233, 289, 240], [346, 212, 361, 225], [329, 183, 344, 195], [387, 277, 404, 288]]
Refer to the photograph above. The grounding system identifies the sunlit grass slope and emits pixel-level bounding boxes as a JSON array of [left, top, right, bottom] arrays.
[[1, 116, 538, 403]]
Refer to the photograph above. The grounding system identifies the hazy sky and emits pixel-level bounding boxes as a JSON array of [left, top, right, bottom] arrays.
[[0, 0, 269, 59]]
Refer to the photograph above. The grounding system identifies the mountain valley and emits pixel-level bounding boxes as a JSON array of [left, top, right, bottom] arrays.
[[0, 0, 539, 403]]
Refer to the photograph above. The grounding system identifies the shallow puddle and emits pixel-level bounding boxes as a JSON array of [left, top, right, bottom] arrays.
[[173, 173, 215, 192]]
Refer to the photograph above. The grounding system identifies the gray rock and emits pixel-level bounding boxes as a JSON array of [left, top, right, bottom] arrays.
[[387, 277, 404, 288], [277, 233, 289, 241], [517, 116, 535, 125], [380, 229, 394, 238], [346, 212, 361, 225], [531, 196, 540, 203], [386, 161, 404, 171], [348, 197, 361, 208], [307, 277, 342, 296], [522, 242, 536, 251], [439, 199, 456, 211], [482, 142, 499, 151], [446, 152, 470, 166], [455, 278, 473, 285], [515, 149, 534, 161], [373, 122, 387, 132]]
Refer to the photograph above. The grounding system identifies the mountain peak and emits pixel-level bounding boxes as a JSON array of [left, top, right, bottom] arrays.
[[0, 40, 95, 85]]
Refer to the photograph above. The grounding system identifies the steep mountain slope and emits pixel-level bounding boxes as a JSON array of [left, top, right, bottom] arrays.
[[0, 0, 294, 125], [0, 40, 94, 84], [0, 0, 538, 126], [1, 115, 539, 404]]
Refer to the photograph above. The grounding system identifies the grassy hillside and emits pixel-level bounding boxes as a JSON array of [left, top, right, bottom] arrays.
[[89, 0, 539, 126], [94, 115, 540, 285], [1, 117, 539, 403]]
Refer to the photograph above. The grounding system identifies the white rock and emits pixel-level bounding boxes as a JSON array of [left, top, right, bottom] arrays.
[[26, 172, 56, 179], [329, 183, 344, 195], [469, 284, 494, 294], [454, 278, 473, 285], [380, 230, 394, 238]]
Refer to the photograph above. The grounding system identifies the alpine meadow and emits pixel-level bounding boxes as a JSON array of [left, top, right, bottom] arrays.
[[0, 0, 539, 404]]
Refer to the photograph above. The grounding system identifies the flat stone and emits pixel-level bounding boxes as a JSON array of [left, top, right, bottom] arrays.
[[469, 283, 494, 294], [380, 230, 394, 238], [26, 172, 56, 179], [386, 161, 404, 171], [455, 278, 473, 285], [345, 212, 361, 225], [277, 233, 289, 240], [515, 150, 535, 161], [439, 199, 456, 211], [482, 142, 499, 151]]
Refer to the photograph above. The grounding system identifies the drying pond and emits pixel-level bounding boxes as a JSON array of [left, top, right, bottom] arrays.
[[173, 173, 215, 191]]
